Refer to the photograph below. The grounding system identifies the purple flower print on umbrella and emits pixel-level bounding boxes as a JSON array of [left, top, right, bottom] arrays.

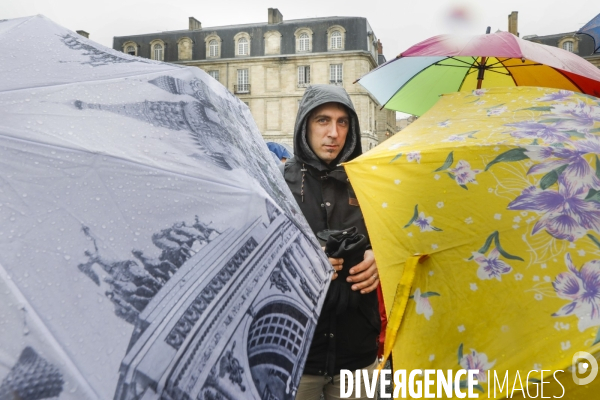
[[411, 288, 440, 320], [536, 90, 574, 102], [459, 346, 496, 383], [433, 152, 481, 190], [472, 89, 488, 96], [407, 151, 421, 163], [469, 231, 523, 280], [508, 177, 600, 242], [442, 131, 479, 143], [444, 135, 465, 142], [403, 205, 442, 232], [438, 120, 451, 128], [415, 212, 435, 232], [549, 100, 600, 132], [574, 132, 600, 154], [505, 121, 570, 144], [487, 105, 508, 117], [524, 145, 600, 194], [552, 253, 600, 332], [450, 160, 481, 186], [472, 248, 513, 281]]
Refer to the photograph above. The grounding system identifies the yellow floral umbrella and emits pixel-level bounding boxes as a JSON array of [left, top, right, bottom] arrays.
[[344, 87, 600, 399]]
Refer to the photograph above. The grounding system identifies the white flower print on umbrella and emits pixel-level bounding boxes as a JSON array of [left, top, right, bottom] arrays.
[[442, 131, 479, 142], [536, 90, 573, 102], [403, 205, 442, 232], [411, 288, 440, 320], [552, 253, 600, 334], [450, 160, 481, 187], [458, 345, 496, 384], [473, 248, 513, 281], [433, 152, 482, 190], [407, 151, 421, 163], [487, 105, 508, 117], [469, 231, 523, 281]]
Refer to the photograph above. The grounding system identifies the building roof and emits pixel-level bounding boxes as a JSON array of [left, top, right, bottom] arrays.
[[113, 15, 378, 63], [523, 31, 596, 57]]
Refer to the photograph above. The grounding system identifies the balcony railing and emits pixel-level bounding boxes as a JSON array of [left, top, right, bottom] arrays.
[[234, 84, 250, 94]]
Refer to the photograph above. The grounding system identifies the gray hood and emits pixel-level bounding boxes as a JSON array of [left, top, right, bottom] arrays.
[[293, 85, 362, 172]]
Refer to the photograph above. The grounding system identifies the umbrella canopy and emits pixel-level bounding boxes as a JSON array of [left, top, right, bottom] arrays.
[[578, 12, 600, 54], [357, 31, 600, 116], [266, 141, 292, 161], [0, 16, 331, 400], [344, 86, 600, 399]]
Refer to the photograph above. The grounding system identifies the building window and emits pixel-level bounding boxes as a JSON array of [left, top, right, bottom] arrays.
[[236, 69, 249, 93], [152, 43, 164, 61], [331, 31, 342, 49], [330, 64, 343, 85], [205, 34, 221, 59], [298, 66, 310, 87], [562, 41, 574, 52], [327, 26, 346, 51], [123, 41, 138, 56], [299, 33, 309, 51], [209, 40, 219, 57], [208, 70, 219, 82], [238, 37, 249, 56], [294, 28, 313, 53]]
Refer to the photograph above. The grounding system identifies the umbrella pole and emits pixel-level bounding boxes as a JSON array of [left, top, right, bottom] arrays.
[[476, 56, 487, 90], [476, 27, 492, 90]]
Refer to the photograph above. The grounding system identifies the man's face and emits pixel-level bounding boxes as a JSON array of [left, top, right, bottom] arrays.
[[307, 102, 350, 164]]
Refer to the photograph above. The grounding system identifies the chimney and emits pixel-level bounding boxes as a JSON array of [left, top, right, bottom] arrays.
[[76, 30, 89, 38], [268, 8, 283, 24], [189, 17, 202, 31], [377, 39, 383, 55], [508, 11, 519, 37]]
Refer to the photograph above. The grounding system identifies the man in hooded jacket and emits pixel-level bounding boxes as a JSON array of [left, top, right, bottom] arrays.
[[282, 85, 380, 399]]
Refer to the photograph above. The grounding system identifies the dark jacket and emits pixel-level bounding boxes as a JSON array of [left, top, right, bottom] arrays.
[[282, 85, 380, 377]]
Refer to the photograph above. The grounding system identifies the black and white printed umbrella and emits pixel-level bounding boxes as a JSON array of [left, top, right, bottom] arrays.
[[0, 15, 331, 400]]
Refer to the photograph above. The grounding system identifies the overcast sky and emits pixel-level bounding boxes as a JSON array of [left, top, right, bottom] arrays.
[[2, 0, 598, 61]]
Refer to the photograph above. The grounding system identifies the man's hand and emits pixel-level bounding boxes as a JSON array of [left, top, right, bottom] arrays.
[[329, 257, 343, 281], [347, 249, 379, 294]]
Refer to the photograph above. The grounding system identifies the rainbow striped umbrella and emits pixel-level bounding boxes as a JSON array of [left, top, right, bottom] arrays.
[[358, 31, 600, 116]]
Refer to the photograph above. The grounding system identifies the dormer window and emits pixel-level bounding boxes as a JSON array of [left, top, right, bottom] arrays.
[[294, 28, 313, 53], [331, 31, 342, 49], [209, 40, 219, 57], [238, 37, 249, 55], [122, 41, 138, 56], [327, 26, 346, 51], [299, 34, 309, 51], [562, 40, 574, 52], [150, 39, 166, 61], [234, 32, 251, 57], [205, 34, 222, 59]]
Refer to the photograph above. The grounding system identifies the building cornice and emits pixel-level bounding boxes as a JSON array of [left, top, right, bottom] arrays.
[[173, 50, 378, 67]]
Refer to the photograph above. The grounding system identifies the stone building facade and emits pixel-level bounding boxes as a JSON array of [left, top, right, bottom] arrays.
[[113, 8, 396, 151]]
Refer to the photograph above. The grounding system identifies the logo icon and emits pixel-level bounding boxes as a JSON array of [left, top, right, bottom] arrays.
[[572, 351, 598, 385]]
